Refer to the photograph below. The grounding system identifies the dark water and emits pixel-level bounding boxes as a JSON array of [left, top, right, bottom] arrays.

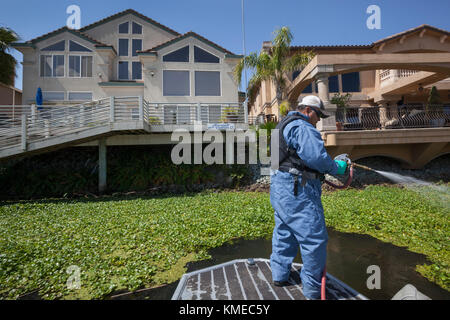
[[115, 228, 450, 300]]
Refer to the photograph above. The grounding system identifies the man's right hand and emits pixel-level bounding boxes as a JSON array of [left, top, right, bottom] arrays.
[[334, 160, 348, 175]]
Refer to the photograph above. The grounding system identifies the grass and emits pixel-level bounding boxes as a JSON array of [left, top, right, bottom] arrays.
[[0, 185, 448, 299]]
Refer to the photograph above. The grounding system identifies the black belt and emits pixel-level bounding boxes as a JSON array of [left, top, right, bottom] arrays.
[[277, 166, 323, 196]]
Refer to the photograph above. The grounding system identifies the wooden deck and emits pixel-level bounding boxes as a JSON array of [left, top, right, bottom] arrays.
[[172, 258, 368, 300]]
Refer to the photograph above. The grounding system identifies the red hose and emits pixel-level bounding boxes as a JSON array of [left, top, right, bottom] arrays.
[[321, 266, 326, 300], [321, 165, 353, 300]]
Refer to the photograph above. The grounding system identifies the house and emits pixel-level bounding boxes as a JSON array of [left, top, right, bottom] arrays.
[[249, 24, 450, 125], [0, 82, 22, 105], [12, 9, 242, 106]]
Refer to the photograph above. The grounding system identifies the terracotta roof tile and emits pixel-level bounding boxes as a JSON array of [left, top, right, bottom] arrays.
[[80, 8, 180, 36], [139, 31, 237, 55]]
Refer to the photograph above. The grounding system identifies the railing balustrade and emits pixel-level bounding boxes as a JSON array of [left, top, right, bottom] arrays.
[[0, 97, 248, 154], [336, 105, 450, 131]]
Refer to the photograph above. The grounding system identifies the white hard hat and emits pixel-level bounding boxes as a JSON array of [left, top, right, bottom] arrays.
[[298, 95, 330, 118]]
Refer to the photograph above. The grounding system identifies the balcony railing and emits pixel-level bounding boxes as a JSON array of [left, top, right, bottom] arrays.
[[336, 105, 450, 131], [379, 69, 419, 88]]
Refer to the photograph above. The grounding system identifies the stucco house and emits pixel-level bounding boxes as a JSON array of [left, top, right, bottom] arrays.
[[12, 9, 242, 106], [249, 24, 450, 126]]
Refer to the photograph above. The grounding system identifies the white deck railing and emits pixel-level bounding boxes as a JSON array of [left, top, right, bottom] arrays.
[[0, 97, 248, 155]]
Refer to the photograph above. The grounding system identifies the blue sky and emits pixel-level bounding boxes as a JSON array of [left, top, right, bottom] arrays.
[[2, 0, 450, 90]]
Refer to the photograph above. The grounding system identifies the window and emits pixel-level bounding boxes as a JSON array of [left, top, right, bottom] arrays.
[[132, 39, 142, 57], [328, 75, 339, 93], [69, 56, 92, 77], [342, 72, 360, 92], [163, 46, 189, 62], [132, 62, 142, 80], [195, 71, 220, 96], [163, 70, 190, 96], [194, 46, 219, 63], [132, 22, 142, 34], [40, 55, 64, 77], [40, 55, 52, 77], [53, 55, 64, 77], [301, 83, 313, 94], [81, 56, 93, 77], [41, 40, 65, 51], [119, 39, 129, 56], [68, 92, 92, 101], [118, 61, 129, 80], [119, 22, 129, 34], [43, 92, 64, 101], [292, 70, 301, 81], [69, 56, 81, 77], [69, 40, 92, 52]]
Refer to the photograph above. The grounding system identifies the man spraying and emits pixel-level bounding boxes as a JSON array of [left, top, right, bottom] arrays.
[[270, 95, 349, 300]]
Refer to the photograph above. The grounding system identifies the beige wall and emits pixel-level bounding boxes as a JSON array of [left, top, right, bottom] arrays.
[[140, 36, 240, 104], [20, 32, 112, 104], [83, 13, 177, 81]]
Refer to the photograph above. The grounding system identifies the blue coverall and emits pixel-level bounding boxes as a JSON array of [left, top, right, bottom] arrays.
[[270, 111, 339, 300]]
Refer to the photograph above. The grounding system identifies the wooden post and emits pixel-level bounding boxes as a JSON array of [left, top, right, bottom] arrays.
[[98, 138, 107, 193], [21, 113, 27, 151]]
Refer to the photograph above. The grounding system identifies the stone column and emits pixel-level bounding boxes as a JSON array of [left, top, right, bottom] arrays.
[[379, 102, 388, 129], [315, 73, 337, 131]]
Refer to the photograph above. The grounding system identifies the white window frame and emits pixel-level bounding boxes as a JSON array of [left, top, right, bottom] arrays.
[[68, 91, 93, 101], [40, 40, 66, 52], [118, 21, 130, 34], [162, 69, 191, 97], [118, 38, 130, 57], [131, 61, 143, 80], [131, 21, 143, 35], [40, 54, 65, 78], [162, 45, 190, 63], [118, 61, 130, 80], [194, 70, 222, 97], [131, 38, 143, 57], [69, 40, 92, 53], [193, 45, 221, 64], [68, 55, 93, 78]]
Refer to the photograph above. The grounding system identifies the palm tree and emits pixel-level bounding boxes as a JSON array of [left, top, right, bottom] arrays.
[[0, 27, 19, 86], [234, 26, 314, 118]]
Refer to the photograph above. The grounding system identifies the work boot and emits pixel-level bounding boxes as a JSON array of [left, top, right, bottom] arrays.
[[273, 280, 290, 287]]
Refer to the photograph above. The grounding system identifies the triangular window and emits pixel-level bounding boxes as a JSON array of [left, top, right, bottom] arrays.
[[69, 40, 92, 52], [163, 46, 189, 62], [194, 46, 219, 63], [41, 40, 65, 51]]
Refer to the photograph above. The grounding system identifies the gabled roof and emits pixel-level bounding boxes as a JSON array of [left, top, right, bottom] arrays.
[[372, 24, 450, 46], [80, 8, 180, 36], [12, 8, 180, 52], [138, 31, 242, 58], [11, 26, 114, 53], [288, 25, 450, 53]]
